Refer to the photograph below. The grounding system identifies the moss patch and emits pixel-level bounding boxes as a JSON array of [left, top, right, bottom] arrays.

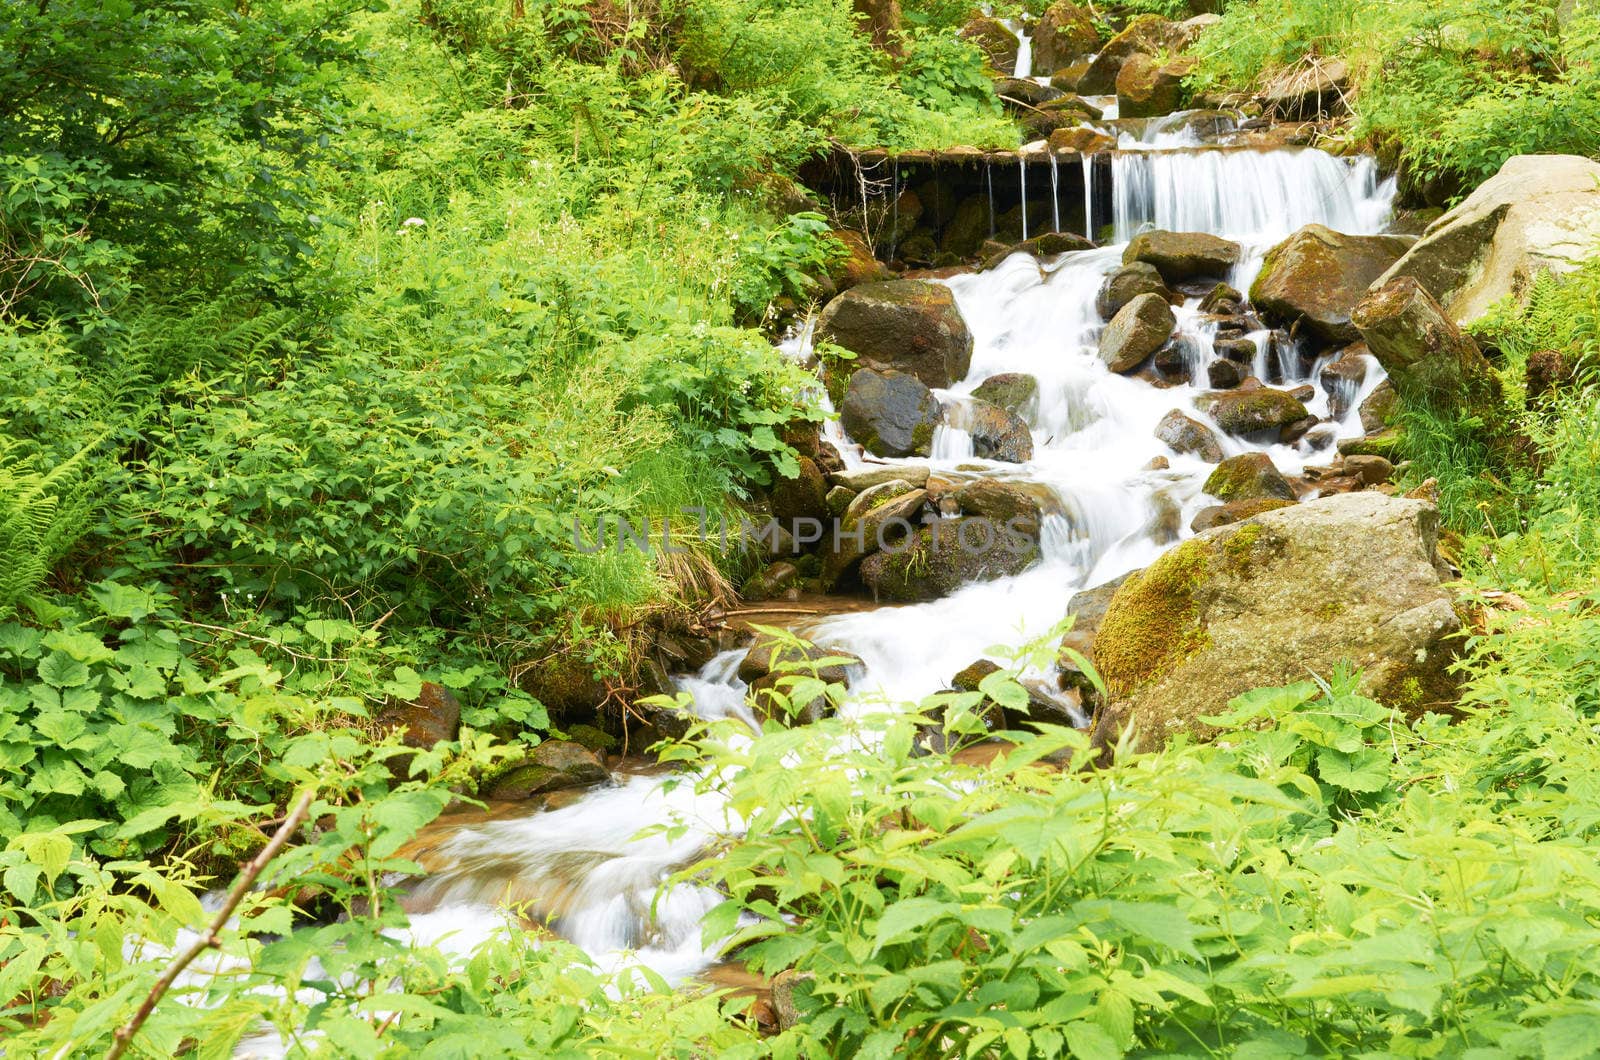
[[1094, 537, 1214, 699]]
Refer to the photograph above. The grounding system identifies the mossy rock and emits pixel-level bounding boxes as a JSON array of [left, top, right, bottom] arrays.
[[1250, 225, 1412, 344], [1203, 453, 1295, 502], [1337, 429, 1405, 460], [971, 372, 1039, 416], [1191, 496, 1294, 532], [817, 279, 973, 391], [1092, 492, 1463, 753], [839, 368, 942, 458], [1196, 387, 1309, 436], [860, 517, 1041, 602]]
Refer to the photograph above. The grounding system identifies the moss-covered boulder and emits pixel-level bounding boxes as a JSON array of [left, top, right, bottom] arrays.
[[1091, 492, 1463, 751], [824, 229, 893, 294], [1048, 125, 1117, 156], [860, 516, 1041, 602], [485, 740, 610, 800], [1202, 452, 1295, 502], [817, 279, 974, 390], [840, 368, 943, 458], [1116, 52, 1195, 118], [1033, 1, 1098, 71], [1359, 380, 1399, 434], [1096, 261, 1171, 319], [1250, 225, 1413, 344], [1123, 230, 1241, 282], [1099, 292, 1175, 373], [1155, 408, 1224, 463], [1196, 386, 1309, 436], [971, 372, 1039, 416], [821, 481, 927, 588], [1352, 276, 1503, 418], [949, 478, 1042, 537]]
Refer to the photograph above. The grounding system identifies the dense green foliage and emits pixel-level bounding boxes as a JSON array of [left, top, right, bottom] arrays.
[[5, 0, 1600, 1054], [1193, 0, 1600, 194]]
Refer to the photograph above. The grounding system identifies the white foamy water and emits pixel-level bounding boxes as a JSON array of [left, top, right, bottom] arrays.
[[215, 143, 1400, 1052]]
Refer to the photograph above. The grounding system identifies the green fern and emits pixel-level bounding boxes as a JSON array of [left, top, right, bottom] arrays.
[[0, 432, 102, 618]]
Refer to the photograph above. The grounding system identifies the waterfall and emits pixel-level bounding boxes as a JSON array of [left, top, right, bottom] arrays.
[[890, 162, 900, 261], [986, 164, 995, 238], [1111, 148, 1394, 246], [1050, 154, 1061, 233], [1003, 18, 1032, 78], [1020, 162, 1029, 241], [1081, 155, 1094, 240]]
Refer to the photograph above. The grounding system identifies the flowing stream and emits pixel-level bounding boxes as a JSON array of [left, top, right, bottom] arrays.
[[389, 134, 1400, 991]]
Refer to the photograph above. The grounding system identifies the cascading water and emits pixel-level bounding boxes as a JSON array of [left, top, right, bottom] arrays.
[[359, 133, 1401, 1013], [1050, 154, 1061, 233]]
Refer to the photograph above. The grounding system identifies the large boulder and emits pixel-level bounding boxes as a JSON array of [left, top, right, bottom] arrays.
[[1250, 225, 1414, 344], [1096, 261, 1172, 318], [840, 368, 943, 458], [1116, 53, 1195, 118], [821, 481, 928, 588], [1090, 492, 1463, 751], [1202, 452, 1294, 502], [817, 279, 974, 389], [948, 478, 1042, 537], [944, 399, 1034, 462], [860, 516, 1040, 601], [1374, 154, 1600, 325], [1033, 1, 1098, 71], [1352, 277, 1503, 417], [1196, 386, 1310, 435], [1098, 292, 1176, 372], [485, 741, 610, 800], [1124, 230, 1241, 282], [1155, 409, 1224, 463]]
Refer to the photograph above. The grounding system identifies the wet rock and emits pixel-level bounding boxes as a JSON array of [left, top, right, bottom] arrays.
[[1213, 335, 1257, 363], [1057, 572, 1133, 692], [1096, 261, 1172, 318], [823, 483, 928, 588], [824, 484, 854, 518], [1249, 224, 1413, 344], [1033, 1, 1099, 70], [1145, 455, 1170, 470], [1353, 277, 1503, 417], [747, 670, 838, 726], [949, 478, 1042, 537], [1358, 379, 1399, 434], [829, 464, 931, 491], [971, 372, 1039, 415], [1152, 343, 1190, 382], [1116, 52, 1196, 118], [1207, 359, 1247, 389], [817, 279, 974, 390], [1319, 348, 1370, 418], [825, 229, 893, 294], [1155, 409, 1224, 463], [953, 659, 1083, 729], [840, 368, 943, 458], [486, 741, 610, 800], [1203, 452, 1295, 502], [1048, 126, 1117, 156], [948, 399, 1034, 463], [1091, 492, 1462, 752], [1279, 415, 1319, 445], [960, 15, 1019, 72], [980, 231, 1095, 270], [1287, 384, 1316, 404], [1344, 454, 1395, 485], [1199, 282, 1243, 314], [743, 560, 801, 600], [1190, 496, 1294, 532], [738, 634, 861, 686], [1098, 292, 1176, 372], [1050, 61, 1092, 92], [1375, 154, 1600, 325], [1259, 58, 1350, 120], [1196, 386, 1309, 435], [815, 439, 846, 475], [769, 455, 828, 525], [1338, 430, 1404, 461], [1123, 230, 1241, 282], [860, 516, 1041, 602], [1077, 14, 1175, 95], [995, 77, 1064, 108], [377, 681, 461, 749], [1037, 93, 1104, 121]]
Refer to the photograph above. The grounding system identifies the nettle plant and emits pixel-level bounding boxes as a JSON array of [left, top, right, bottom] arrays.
[[670, 664, 1600, 1057]]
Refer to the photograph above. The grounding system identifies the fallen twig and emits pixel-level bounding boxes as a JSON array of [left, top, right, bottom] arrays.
[[106, 788, 316, 1060]]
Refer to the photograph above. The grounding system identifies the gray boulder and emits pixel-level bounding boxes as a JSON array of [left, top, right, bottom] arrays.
[[971, 372, 1039, 415], [1097, 261, 1172, 318], [944, 399, 1034, 462], [840, 368, 943, 458], [1374, 154, 1600, 325], [860, 516, 1040, 602], [1155, 409, 1225, 463], [1352, 277, 1503, 417], [1124, 230, 1241, 282]]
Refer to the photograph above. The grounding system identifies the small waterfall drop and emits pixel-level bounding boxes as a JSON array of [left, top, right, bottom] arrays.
[[1020, 161, 1029, 241], [1050, 154, 1061, 233]]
